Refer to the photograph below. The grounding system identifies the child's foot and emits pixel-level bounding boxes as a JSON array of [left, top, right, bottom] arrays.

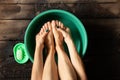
[[44, 22, 55, 52], [35, 25, 49, 48]]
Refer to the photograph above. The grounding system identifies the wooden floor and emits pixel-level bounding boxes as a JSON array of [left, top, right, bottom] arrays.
[[0, 0, 120, 80]]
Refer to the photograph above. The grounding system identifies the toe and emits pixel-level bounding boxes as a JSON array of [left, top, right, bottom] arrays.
[[66, 27, 70, 32], [40, 28, 44, 35], [42, 29, 49, 38], [56, 20, 59, 26], [43, 23, 49, 32], [47, 22, 52, 30], [61, 23, 64, 29], [51, 20, 56, 30], [59, 21, 64, 29], [58, 21, 61, 27], [51, 20, 58, 35], [40, 24, 49, 37], [44, 23, 48, 30]]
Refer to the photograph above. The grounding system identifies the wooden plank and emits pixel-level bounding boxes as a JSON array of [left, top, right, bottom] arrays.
[[81, 19, 120, 55], [0, 5, 35, 19], [0, 20, 30, 40], [83, 54, 120, 80], [95, 0, 117, 3], [81, 19, 120, 30], [0, 58, 32, 79], [82, 18, 120, 79], [0, 0, 37, 4], [0, 41, 31, 79], [0, 3, 119, 19], [41, 0, 118, 3], [0, 41, 8, 62], [82, 19, 120, 40], [46, 0, 78, 3], [0, 41, 22, 59], [99, 3, 120, 17], [36, 3, 120, 18], [0, 0, 118, 4], [0, 19, 120, 40]]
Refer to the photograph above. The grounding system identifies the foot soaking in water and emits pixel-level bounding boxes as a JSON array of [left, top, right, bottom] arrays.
[[31, 20, 87, 80]]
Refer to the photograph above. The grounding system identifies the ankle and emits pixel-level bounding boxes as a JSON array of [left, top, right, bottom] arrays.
[[47, 46, 55, 52], [36, 44, 44, 49], [64, 36, 72, 43]]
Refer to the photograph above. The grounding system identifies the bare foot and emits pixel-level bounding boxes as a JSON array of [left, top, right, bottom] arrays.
[[57, 27, 71, 42], [44, 22, 55, 52], [51, 20, 63, 46], [35, 25, 49, 48], [55, 20, 71, 43]]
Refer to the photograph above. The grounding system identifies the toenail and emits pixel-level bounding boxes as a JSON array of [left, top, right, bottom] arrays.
[[46, 29, 49, 32], [56, 26, 59, 28]]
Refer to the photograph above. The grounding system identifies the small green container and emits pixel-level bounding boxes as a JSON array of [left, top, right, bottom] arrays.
[[13, 43, 29, 64], [13, 9, 88, 63]]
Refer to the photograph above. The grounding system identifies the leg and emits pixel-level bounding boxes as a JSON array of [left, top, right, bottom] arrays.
[[52, 20, 77, 80], [42, 22, 58, 80], [58, 24, 87, 80], [31, 25, 49, 80]]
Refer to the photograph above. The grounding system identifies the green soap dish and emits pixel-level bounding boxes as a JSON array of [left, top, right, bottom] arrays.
[[13, 43, 29, 64]]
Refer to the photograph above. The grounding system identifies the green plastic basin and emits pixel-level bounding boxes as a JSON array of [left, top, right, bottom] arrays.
[[24, 9, 87, 63], [14, 9, 88, 64]]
